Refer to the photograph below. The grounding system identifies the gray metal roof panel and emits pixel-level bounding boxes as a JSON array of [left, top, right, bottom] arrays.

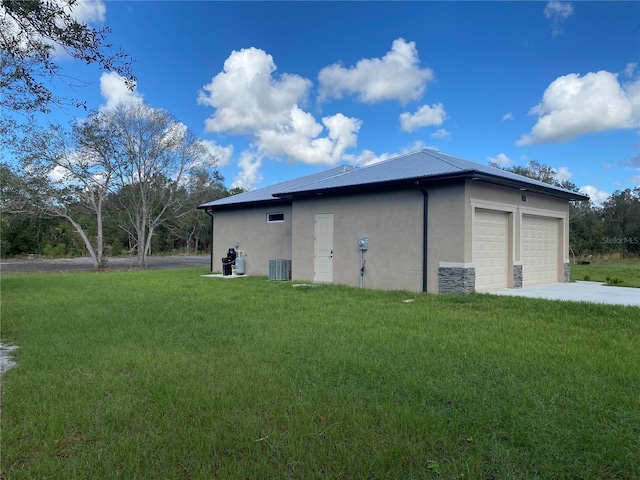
[[273, 150, 466, 194], [274, 149, 587, 199], [198, 165, 355, 208]]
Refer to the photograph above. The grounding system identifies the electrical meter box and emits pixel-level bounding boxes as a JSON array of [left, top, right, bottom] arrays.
[[358, 237, 368, 251]]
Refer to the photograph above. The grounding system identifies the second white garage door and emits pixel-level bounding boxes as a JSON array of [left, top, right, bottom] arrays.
[[473, 210, 508, 291], [522, 215, 559, 286]]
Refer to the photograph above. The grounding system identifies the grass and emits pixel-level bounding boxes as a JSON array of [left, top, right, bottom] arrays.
[[570, 258, 640, 287], [1, 269, 639, 479]]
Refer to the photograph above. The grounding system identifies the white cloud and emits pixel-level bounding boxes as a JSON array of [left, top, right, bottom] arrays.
[[317, 38, 434, 105], [544, 1, 574, 36], [255, 111, 361, 166], [99, 72, 143, 110], [1, 0, 107, 59], [232, 150, 263, 190], [198, 47, 312, 135], [64, 0, 106, 25], [502, 112, 514, 121], [625, 62, 638, 78], [488, 153, 512, 166], [399, 103, 446, 132], [50, 0, 107, 59], [579, 185, 609, 205], [48, 164, 68, 184], [517, 70, 640, 145], [555, 166, 573, 182], [342, 140, 438, 167], [431, 128, 450, 139], [343, 149, 392, 167], [198, 47, 362, 170], [202, 140, 233, 168]]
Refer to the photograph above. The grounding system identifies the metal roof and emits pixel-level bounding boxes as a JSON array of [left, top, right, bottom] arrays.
[[274, 149, 588, 201], [199, 149, 588, 210], [198, 165, 355, 209]]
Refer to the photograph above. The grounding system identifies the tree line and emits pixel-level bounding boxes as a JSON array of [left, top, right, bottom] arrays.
[[1, 0, 238, 267], [1, 102, 232, 267], [3, 155, 637, 265]]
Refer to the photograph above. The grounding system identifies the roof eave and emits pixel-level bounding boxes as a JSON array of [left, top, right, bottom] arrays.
[[466, 172, 590, 201], [274, 171, 590, 202], [198, 198, 291, 212]]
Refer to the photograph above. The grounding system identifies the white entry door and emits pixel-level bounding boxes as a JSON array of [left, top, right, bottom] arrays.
[[314, 213, 333, 283]]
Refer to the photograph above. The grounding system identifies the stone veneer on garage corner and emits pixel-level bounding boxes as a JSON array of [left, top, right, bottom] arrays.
[[438, 266, 476, 294], [513, 264, 523, 288]]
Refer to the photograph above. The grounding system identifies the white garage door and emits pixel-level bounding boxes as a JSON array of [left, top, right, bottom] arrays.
[[522, 215, 558, 286], [473, 210, 508, 291]]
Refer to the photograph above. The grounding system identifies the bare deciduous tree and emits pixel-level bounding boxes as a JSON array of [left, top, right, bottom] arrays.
[[103, 102, 217, 266], [13, 120, 115, 267]]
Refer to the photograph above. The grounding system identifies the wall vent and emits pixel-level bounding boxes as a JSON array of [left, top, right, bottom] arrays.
[[268, 259, 291, 281]]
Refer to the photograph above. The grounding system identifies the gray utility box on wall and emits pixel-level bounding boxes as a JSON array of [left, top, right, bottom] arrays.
[[268, 259, 291, 281]]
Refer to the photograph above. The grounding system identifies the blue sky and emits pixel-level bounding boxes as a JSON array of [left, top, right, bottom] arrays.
[[29, 1, 640, 204]]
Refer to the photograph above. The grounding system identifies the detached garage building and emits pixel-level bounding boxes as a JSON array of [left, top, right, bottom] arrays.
[[198, 149, 588, 294]]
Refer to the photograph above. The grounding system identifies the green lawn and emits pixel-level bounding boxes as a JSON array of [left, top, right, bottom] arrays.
[[570, 258, 640, 287], [1, 269, 639, 479]]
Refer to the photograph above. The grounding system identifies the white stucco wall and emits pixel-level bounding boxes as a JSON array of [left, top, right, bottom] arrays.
[[207, 178, 572, 293], [291, 189, 424, 291], [211, 205, 292, 276]]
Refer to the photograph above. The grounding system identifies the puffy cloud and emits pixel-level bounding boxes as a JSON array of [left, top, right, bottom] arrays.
[[431, 128, 450, 139], [625, 62, 638, 78], [256, 111, 361, 166], [317, 38, 434, 105], [502, 112, 514, 121], [555, 166, 573, 182], [544, 1, 573, 36], [579, 185, 609, 205], [517, 71, 639, 145], [341, 149, 387, 167], [198, 47, 312, 135], [50, 0, 107, 58], [232, 150, 263, 190], [99, 72, 143, 110], [399, 103, 446, 132], [198, 47, 362, 169], [403, 140, 438, 153], [201, 140, 233, 168], [64, 0, 106, 25], [1, 0, 107, 58], [343, 140, 437, 167], [488, 153, 512, 167]]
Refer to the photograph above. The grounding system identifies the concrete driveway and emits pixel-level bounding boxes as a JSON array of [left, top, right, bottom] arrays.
[[490, 281, 640, 307]]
